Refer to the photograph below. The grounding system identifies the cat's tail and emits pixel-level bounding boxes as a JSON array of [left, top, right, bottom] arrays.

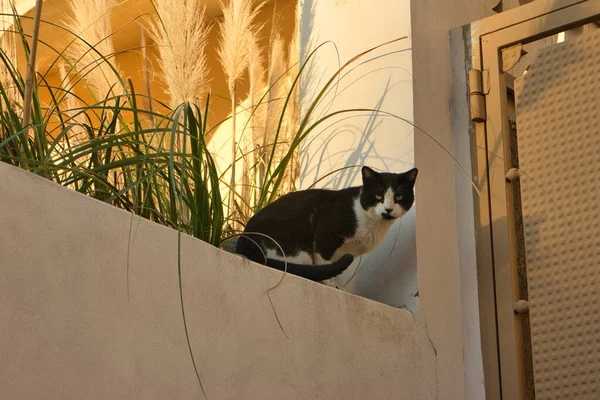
[[263, 254, 355, 281]]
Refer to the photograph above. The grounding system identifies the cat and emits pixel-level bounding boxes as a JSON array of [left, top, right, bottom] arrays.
[[235, 166, 418, 282]]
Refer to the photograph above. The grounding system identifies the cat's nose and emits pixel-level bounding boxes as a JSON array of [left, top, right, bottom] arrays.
[[385, 208, 393, 213]]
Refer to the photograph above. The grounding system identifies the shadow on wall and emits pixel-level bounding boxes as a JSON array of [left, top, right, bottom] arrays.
[[301, 77, 400, 190], [299, 83, 418, 310], [299, 0, 318, 102], [296, 0, 417, 310]]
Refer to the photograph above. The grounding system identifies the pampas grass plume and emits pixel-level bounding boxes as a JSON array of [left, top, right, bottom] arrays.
[[218, 0, 265, 92], [64, 0, 122, 99], [150, 0, 211, 108]]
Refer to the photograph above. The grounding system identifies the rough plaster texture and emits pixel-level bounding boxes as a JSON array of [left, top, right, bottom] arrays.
[[411, 0, 500, 399], [298, 0, 418, 312], [0, 162, 436, 399]]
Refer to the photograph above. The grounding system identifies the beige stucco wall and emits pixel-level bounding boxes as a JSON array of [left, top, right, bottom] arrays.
[[411, 0, 502, 399], [0, 161, 437, 399]]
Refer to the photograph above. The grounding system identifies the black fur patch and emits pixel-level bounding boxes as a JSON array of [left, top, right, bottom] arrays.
[[236, 187, 359, 262]]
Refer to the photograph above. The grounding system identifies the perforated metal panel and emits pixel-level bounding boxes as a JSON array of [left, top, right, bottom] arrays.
[[514, 29, 600, 400]]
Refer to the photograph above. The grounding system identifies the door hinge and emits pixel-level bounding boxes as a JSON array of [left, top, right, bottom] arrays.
[[469, 68, 487, 122]]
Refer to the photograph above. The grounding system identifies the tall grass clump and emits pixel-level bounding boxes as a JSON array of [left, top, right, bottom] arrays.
[[0, 5, 224, 246], [218, 3, 302, 230]]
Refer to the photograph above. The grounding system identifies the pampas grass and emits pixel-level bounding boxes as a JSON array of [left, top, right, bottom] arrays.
[[244, 31, 265, 217], [57, 62, 87, 148], [260, 13, 286, 193], [218, 0, 265, 93], [247, 29, 266, 144], [283, 21, 300, 191], [216, 1, 302, 224], [264, 30, 285, 151], [247, 32, 266, 112], [149, 0, 211, 108], [0, 55, 10, 109], [139, 25, 156, 126], [0, 44, 17, 111], [218, 0, 265, 221], [64, 0, 127, 190], [0, 1, 18, 111], [64, 0, 122, 100]]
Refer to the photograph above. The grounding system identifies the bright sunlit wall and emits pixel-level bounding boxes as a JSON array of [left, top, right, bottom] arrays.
[[298, 0, 417, 310]]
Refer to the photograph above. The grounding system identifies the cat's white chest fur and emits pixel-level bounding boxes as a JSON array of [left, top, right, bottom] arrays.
[[331, 197, 395, 260]]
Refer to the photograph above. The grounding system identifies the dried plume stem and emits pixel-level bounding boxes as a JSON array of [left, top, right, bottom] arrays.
[[21, 0, 43, 130], [242, 31, 265, 217], [218, 0, 265, 224], [140, 25, 156, 126], [228, 82, 237, 218], [260, 7, 285, 194]]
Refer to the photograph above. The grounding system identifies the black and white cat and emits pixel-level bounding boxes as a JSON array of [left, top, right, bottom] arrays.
[[236, 166, 418, 282]]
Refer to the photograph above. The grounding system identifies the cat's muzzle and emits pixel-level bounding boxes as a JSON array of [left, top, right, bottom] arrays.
[[381, 212, 396, 220]]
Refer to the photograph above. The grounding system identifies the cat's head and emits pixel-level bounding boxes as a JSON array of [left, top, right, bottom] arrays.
[[360, 166, 418, 220]]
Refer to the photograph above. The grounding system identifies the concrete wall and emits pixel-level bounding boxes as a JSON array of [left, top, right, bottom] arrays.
[[410, 0, 500, 399], [0, 162, 437, 399], [298, 0, 417, 311]]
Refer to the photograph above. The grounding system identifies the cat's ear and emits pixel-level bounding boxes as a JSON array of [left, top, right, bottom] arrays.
[[361, 166, 378, 182], [404, 168, 418, 183]]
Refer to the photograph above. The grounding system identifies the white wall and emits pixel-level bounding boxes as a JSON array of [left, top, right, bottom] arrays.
[[411, 0, 499, 398], [0, 162, 438, 399], [298, 0, 417, 310]]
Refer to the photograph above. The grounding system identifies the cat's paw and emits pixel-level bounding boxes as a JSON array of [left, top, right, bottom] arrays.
[[321, 278, 338, 288], [335, 285, 348, 292], [321, 278, 348, 291]]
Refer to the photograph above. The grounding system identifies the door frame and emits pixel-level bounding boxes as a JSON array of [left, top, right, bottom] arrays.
[[465, 1, 600, 399]]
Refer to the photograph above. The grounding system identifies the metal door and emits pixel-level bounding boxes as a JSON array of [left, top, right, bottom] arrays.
[[465, 1, 600, 399]]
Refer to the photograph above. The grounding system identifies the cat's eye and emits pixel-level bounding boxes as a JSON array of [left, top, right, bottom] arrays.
[[375, 194, 383, 201], [395, 194, 404, 201]]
